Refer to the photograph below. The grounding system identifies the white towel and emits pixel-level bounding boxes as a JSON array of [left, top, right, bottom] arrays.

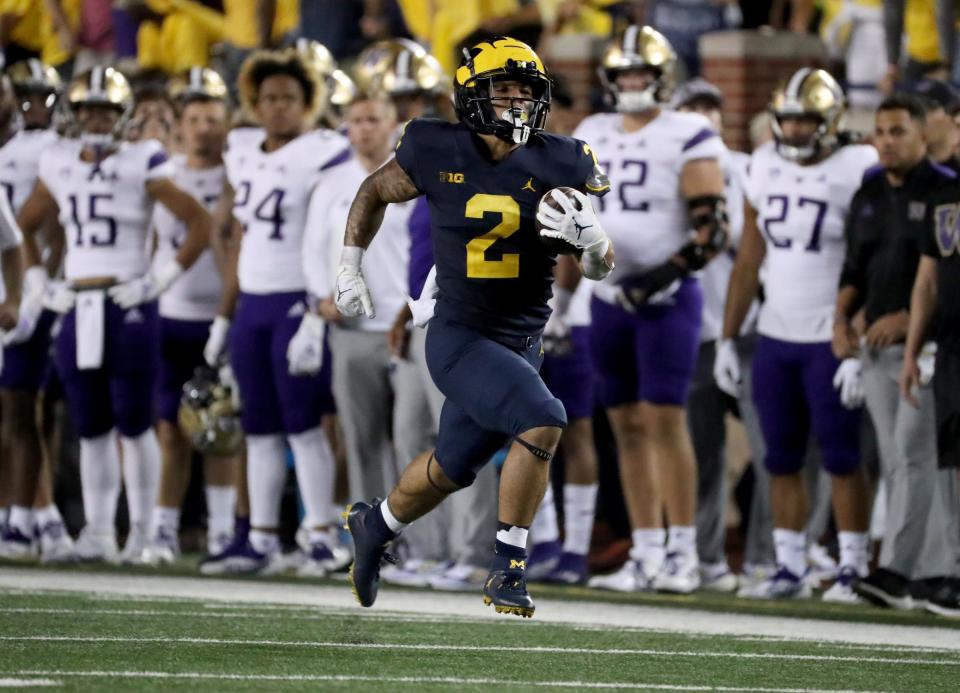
[[75, 289, 105, 370]]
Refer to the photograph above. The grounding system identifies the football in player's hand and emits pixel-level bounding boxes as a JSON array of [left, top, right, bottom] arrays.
[[536, 187, 583, 256]]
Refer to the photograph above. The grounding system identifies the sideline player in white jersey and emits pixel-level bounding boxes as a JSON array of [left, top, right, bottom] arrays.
[[139, 68, 242, 566], [202, 49, 349, 575], [0, 60, 73, 563], [715, 68, 877, 601], [15, 66, 213, 563], [578, 26, 729, 594]]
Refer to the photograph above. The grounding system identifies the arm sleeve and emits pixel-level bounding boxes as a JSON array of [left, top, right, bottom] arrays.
[[573, 139, 611, 197], [884, 0, 905, 65], [0, 191, 22, 251], [145, 144, 175, 181], [394, 120, 425, 193], [838, 193, 866, 289]]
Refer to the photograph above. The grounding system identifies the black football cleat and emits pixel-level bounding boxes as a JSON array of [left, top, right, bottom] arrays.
[[482, 566, 536, 618], [342, 501, 397, 608]]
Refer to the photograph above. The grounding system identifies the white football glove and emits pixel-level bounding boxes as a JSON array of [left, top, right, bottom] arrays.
[[536, 189, 608, 253], [713, 338, 741, 398], [204, 315, 231, 367], [408, 265, 438, 328], [42, 281, 77, 314], [286, 312, 326, 376], [832, 357, 864, 409], [918, 342, 937, 387], [335, 246, 375, 318], [108, 260, 184, 309]]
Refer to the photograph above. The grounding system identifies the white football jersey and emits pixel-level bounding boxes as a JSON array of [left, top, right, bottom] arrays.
[[152, 154, 224, 321], [573, 110, 726, 305], [0, 191, 22, 304], [225, 128, 349, 294], [304, 154, 411, 332], [38, 138, 174, 282], [0, 128, 59, 213], [746, 141, 878, 342], [700, 148, 751, 343]]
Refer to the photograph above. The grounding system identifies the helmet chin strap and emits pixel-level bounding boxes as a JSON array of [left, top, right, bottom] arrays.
[[80, 132, 114, 149], [615, 84, 659, 114]]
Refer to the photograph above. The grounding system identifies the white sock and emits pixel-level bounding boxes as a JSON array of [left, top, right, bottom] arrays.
[[666, 525, 697, 557], [152, 506, 180, 535], [120, 430, 161, 536], [33, 504, 63, 530], [79, 430, 121, 535], [380, 498, 408, 533], [246, 434, 287, 530], [773, 528, 807, 577], [838, 531, 869, 576], [249, 528, 279, 555], [289, 426, 336, 528], [530, 485, 559, 545], [496, 524, 529, 550], [562, 483, 597, 555], [205, 485, 236, 538], [629, 528, 666, 571], [9, 506, 32, 535]]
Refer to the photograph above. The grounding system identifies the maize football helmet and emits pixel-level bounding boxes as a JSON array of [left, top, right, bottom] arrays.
[[178, 366, 243, 457], [600, 26, 677, 113], [769, 68, 846, 162], [454, 37, 551, 145]]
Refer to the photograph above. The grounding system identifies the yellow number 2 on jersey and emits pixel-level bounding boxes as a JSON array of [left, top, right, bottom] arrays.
[[465, 194, 520, 279]]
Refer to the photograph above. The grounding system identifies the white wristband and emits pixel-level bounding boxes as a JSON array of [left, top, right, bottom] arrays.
[[340, 246, 364, 270]]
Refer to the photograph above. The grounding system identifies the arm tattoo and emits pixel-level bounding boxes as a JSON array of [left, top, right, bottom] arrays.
[[344, 159, 419, 249]]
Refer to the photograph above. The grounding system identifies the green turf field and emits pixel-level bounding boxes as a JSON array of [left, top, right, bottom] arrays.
[[1, 563, 959, 691]]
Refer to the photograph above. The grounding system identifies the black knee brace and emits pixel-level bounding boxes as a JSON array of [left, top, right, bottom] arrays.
[[514, 436, 555, 462]]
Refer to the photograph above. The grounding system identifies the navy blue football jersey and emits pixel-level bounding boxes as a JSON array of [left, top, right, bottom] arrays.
[[395, 118, 608, 339]]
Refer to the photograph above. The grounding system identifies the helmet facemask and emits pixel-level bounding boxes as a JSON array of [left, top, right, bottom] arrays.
[[456, 63, 551, 145], [771, 111, 833, 162], [604, 66, 664, 114]]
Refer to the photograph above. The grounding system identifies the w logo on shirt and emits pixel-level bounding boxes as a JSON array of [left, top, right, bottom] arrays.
[[935, 203, 960, 256]]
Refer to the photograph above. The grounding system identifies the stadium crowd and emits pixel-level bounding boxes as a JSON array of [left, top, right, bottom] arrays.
[[0, 0, 958, 619]]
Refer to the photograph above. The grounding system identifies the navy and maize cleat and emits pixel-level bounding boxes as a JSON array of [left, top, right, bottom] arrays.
[[342, 500, 398, 608], [482, 556, 536, 618]]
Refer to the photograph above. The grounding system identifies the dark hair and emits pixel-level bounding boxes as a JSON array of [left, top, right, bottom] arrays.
[[877, 94, 927, 123], [240, 51, 317, 110]]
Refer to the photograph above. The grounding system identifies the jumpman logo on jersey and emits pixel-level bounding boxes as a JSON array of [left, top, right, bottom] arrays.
[[521, 178, 537, 193]]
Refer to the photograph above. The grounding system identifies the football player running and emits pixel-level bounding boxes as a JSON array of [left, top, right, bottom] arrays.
[[578, 27, 729, 594], [337, 37, 613, 618], [715, 69, 877, 600], [202, 50, 349, 576], [15, 66, 212, 563], [0, 60, 72, 563], [142, 68, 241, 566]]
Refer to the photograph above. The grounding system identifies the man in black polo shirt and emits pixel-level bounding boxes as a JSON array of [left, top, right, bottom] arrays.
[[900, 103, 960, 617], [835, 94, 960, 611]]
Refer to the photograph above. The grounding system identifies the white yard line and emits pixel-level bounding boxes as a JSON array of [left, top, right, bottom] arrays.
[[1, 634, 956, 667], [0, 567, 957, 651], [0, 679, 60, 688], [8, 670, 887, 692], [3, 606, 956, 656]]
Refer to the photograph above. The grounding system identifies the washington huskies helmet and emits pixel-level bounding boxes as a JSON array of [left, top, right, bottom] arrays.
[[66, 66, 133, 146], [600, 26, 677, 113], [455, 37, 551, 145], [7, 59, 61, 103], [295, 38, 337, 78], [355, 38, 447, 97], [168, 66, 228, 103], [178, 366, 243, 456], [769, 68, 846, 162]]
